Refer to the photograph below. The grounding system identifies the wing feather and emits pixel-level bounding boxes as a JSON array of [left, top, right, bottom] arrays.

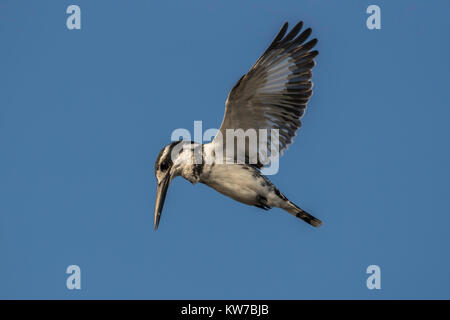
[[214, 21, 319, 168]]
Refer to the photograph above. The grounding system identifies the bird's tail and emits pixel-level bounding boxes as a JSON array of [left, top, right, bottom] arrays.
[[284, 201, 322, 227]]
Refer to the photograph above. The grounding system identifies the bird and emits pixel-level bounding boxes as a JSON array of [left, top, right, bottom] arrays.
[[153, 20, 322, 230]]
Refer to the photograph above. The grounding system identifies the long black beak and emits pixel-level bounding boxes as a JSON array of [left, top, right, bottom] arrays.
[[154, 173, 171, 230]]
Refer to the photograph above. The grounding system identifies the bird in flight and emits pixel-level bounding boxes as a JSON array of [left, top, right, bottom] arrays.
[[153, 21, 321, 230]]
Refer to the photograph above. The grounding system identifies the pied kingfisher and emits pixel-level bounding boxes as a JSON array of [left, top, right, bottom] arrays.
[[153, 21, 322, 230]]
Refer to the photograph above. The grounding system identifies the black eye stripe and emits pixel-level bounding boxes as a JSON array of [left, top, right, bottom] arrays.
[[155, 140, 183, 173], [160, 162, 169, 171]]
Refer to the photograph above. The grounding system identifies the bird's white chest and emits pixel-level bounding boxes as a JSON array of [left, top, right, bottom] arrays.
[[201, 164, 271, 205]]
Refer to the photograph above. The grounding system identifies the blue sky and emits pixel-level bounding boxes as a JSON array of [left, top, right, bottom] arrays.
[[1, 0, 450, 299]]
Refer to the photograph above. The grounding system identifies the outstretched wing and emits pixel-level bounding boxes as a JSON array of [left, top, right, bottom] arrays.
[[213, 21, 318, 168]]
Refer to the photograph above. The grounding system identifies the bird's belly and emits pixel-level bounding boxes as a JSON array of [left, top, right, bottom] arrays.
[[201, 164, 266, 206]]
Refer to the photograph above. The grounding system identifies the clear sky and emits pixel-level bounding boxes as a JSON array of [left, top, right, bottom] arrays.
[[1, 0, 449, 299]]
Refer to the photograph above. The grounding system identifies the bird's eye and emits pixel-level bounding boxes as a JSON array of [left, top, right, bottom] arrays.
[[160, 162, 168, 171]]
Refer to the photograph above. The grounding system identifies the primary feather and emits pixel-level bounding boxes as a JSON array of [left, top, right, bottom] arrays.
[[214, 21, 319, 167]]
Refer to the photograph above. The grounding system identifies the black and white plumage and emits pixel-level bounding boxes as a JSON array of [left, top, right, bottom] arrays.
[[153, 21, 322, 230]]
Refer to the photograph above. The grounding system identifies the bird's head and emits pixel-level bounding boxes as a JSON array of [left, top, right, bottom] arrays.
[[153, 141, 183, 230]]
